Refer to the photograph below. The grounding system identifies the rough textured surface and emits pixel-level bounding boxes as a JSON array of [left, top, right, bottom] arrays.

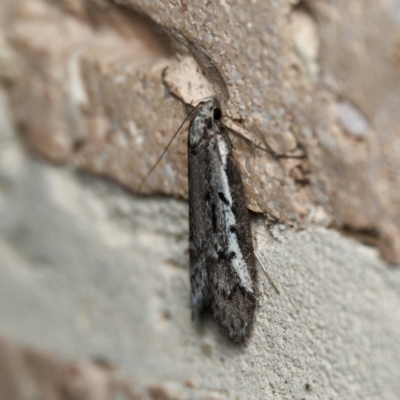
[[1, 0, 400, 398], [1, 88, 400, 399], [2, 0, 400, 262]]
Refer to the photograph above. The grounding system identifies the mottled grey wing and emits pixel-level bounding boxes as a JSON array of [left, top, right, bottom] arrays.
[[206, 129, 257, 341], [188, 120, 257, 341], [188, 124, 215, 316]]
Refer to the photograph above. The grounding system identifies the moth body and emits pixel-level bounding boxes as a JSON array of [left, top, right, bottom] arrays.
[[188, 97, 257, 341]]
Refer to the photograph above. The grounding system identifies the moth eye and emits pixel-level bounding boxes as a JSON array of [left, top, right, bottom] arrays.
[[213, 108, 222, 121]]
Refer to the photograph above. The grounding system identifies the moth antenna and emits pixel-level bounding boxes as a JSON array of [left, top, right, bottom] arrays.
[[223, 123, 306, 160], [138, 105, 199, 193], [250, 123, 307, 160], [223, 124, 276, 156], [255, 251, 280, 295]]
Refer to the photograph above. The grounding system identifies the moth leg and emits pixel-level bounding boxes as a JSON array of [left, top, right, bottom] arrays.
[[254, 251, 280, 294]]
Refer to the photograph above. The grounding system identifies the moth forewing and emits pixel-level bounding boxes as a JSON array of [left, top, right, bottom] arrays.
[[188, 97, 257, 341]]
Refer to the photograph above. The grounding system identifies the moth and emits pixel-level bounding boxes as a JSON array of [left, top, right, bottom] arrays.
[[141, 96, 295, 341], [188, 97, 257, 342]]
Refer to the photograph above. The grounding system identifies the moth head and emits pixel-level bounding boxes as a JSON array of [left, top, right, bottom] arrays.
[[197, 97, 222, 123]]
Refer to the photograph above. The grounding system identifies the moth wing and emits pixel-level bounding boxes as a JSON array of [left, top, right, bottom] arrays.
[[188, 130, 215, 316], [188, 112, 257, 341], [207, 130, 257, 341]]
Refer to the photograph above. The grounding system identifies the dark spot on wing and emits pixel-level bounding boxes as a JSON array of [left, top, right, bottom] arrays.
[[204, 190, 211, 202], [218, 251, 236, 262], [229, 225, 236, 233], [206, 117, 212, 129], [218, 192, 230, 205], [218, 251, 225, 261]]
